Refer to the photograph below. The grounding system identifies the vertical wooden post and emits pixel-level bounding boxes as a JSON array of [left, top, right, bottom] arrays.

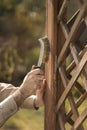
[[44, 0, 64, 130], [44, 0, 87, 130]]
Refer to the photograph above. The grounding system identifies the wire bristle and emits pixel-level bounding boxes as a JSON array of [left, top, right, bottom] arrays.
[[39, 36, 50, 63]]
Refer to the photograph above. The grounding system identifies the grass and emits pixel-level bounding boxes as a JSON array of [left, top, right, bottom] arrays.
[[1, 107, 44, 130]]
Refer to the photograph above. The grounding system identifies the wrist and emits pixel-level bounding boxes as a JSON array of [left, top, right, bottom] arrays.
[[13, 90, 26, 107]]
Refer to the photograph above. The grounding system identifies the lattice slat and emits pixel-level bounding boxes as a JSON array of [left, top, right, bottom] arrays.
[[57, 51, 87, 111], [56, 1, 87, 129], [71, 108, 87, 130], [70, 43, 87, 91], [57, 2, 87, 66], [66, 92, 87, 121], [66, 46, 87, 74]]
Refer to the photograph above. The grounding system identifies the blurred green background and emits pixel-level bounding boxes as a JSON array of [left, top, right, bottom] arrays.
[[0, 0, 45, 130], [0, 0, 46, 86]]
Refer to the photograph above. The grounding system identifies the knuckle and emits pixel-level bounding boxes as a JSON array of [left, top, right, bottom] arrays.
[[30, 74, 34, 79]]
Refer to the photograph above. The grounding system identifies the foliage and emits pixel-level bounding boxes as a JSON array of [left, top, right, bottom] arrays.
[[0, 0, 46, 85]]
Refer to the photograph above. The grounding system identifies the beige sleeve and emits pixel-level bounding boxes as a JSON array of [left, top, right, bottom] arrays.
[[0, 83, 17, 102], [0, 82, 36, 109], [0, 83, 37, 127], [0, 95, 18, 127], [21, 95, 36, 109]]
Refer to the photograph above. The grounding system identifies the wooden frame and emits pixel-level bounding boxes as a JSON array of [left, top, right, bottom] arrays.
[[45, 0, 87, 130]]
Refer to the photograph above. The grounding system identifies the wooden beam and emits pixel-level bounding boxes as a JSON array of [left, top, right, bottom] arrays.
[[44, 0, 60, 130]]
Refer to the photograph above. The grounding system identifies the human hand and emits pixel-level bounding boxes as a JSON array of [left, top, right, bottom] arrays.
[[31, 65, 46, 107], [35, 79, 46, 107], [19, 68, 44, 99]]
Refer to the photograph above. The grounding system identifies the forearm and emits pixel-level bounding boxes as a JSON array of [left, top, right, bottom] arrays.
[[0, 95, 18, 127], [12, 89, 26, 107], [0, 83, 36, 108], [0, 93, 39, 128]]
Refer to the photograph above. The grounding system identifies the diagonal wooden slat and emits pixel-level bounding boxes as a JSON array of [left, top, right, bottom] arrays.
[[68, 74, 86, 94], [70, 43, 87, 91], [71, 108, 87, 130], [66, 45, 87, 74], [56, 51, 87, 112], [57, 2, 87, 66], [68, 19, 86, 42], [60, 15, 87, 95], [59, 12, 87, 94], [67, 9, 80, 30], [57, 0, 68, 22], [59, 66, 84, 129], [66, 92, 87, 123], [57, 0, 87, 129]]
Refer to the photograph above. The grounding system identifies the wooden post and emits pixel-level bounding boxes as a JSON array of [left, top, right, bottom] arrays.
[[44, 0, 87, 130], [44, 0, 64, 130]]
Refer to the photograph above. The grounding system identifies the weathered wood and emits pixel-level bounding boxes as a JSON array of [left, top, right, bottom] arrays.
[[68, 74, 85, 94], [66, 9, 87, 43], [57, 0, 68, 21], [66, 92, 87, 121], [59, 66, 84, 130], [45, 0, 87, 129], [67, 9, 80, 29], [58, 112, 66, 130], [66, 45, 87, 74], [68, 19, 86, 42], [57, 2, 87, 66], [45, 0, 60, 130], [56, 51, 87, 111], [71, 108, 87, 130], [70, 43, 87, 91]]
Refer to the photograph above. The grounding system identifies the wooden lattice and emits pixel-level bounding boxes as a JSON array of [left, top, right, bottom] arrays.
[[56, 0, 87, 130]]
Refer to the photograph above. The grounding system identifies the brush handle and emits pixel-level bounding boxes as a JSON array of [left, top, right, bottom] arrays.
[[34, 66, 41, 69]]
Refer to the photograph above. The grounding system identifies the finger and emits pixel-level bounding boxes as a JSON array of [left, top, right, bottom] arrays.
[[38, 79, 46, 92], [43, 79, 46, 85], [30, 69, 44, 75], [31, 65, 36, 70]]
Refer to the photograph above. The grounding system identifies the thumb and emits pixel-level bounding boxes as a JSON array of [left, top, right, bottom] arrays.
[[31, 65, 36, 70], [38, 79, 46, 93]]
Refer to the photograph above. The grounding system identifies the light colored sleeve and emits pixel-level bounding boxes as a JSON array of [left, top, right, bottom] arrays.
[[0, 82, 36, 109], [21, 95, 36, 109], [0, 83, 37, 127], [0, 83, 17, 102], [0, 95, 18, 127], [0, 83, 36, 109]]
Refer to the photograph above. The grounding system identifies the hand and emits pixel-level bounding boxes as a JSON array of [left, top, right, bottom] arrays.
[[31, 65, 46, 107], [35, 79, 46, 107], [19, 69, 44, 99]]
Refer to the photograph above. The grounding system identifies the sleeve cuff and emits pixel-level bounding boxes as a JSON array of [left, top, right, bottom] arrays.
[[21, 95, 39, 110]]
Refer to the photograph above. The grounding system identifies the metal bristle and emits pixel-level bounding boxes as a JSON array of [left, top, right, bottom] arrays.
[[38, 36, 50, 63]]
